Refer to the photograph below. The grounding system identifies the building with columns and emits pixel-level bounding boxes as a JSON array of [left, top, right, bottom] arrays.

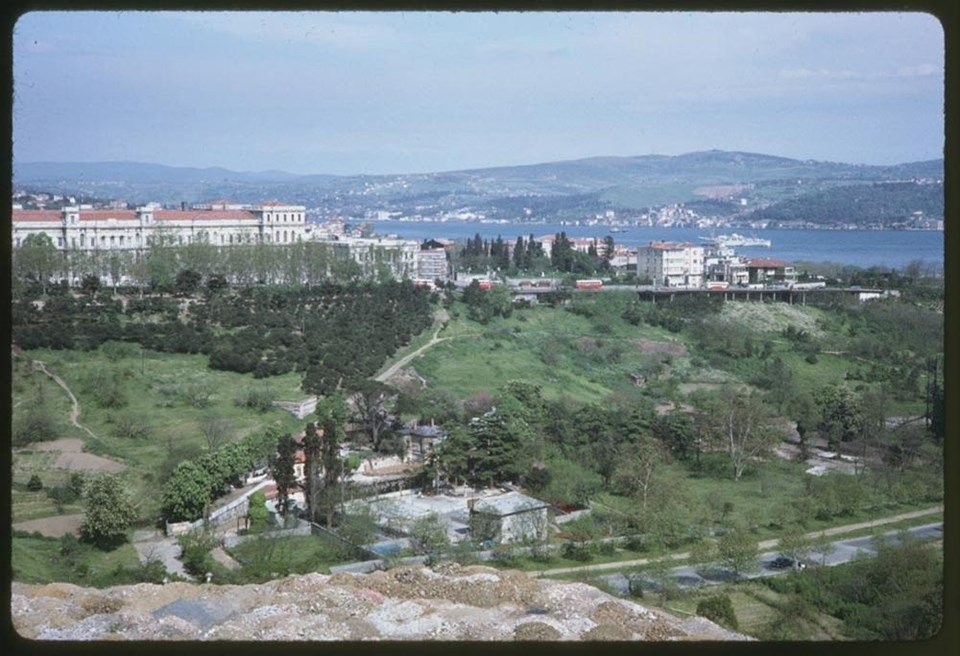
[[11, 201, 308, 253]]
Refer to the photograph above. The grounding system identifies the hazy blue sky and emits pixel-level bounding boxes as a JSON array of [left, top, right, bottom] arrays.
[[12, 11, 944, 175]]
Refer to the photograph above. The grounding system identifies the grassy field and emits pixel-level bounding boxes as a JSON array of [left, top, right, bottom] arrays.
[[11, 345, 310, 523], [415, 298, 688, 402], [11, 534, 142, 585]]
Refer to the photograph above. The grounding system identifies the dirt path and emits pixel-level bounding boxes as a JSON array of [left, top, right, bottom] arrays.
[[375, 309, 451, 383], [531, 505, 943, 578], [31, 359, 101, 442]]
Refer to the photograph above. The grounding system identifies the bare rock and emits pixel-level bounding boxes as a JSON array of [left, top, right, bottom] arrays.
[[11, 566, 751, 641]]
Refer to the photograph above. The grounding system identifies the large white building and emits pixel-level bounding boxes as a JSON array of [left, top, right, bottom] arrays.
[[637, 241, 705, 287], [329, 236, 420, 280], [11, 201, 308, 252], [417, 246, 449, 282]]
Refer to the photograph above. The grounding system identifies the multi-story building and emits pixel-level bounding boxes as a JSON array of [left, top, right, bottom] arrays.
[[417, 246, 449, 282], [637, 241, 705, 287], [329, 236, 420, 280], [746, 258, 797, 285], [11, 201, 308, 252]]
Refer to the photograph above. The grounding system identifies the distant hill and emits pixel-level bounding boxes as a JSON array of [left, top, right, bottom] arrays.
[[13, 161, 312, 184], [745, 181, 943, 226], [13, 151, 943, 225]]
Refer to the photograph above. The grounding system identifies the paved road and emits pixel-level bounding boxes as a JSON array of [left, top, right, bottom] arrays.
[[599, 522, 943, 596], [133, 529, 193, 581], [532, 505, 943, 577]]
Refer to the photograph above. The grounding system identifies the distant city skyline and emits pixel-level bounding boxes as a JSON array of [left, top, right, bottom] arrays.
[[13, 11, 944, 175]]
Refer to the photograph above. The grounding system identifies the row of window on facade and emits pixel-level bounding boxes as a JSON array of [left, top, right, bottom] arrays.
[[18, 229, 306, 250]]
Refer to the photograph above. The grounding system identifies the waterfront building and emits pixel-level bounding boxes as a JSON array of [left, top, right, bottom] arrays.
[[637, 241, 705, 287]]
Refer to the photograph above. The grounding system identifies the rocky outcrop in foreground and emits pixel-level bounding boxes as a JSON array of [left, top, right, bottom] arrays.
[[11, 564, 748, 641]]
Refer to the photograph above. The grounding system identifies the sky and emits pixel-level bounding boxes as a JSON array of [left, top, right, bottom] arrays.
[[12, 11, 945, 175]]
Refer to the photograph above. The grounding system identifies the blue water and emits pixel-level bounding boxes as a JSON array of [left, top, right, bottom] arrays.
[[365, 220, 943, 271]]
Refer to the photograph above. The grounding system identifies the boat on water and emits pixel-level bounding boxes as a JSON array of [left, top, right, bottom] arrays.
[[700, 232, 772, 248]]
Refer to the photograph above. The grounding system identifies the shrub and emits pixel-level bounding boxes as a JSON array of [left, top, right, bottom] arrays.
[[26, 474, 43, 492], [561, 541, 593, 562], [177, 530, 219, 577], [696, 594, 740, 631], [110, 413, 153, 440], [14, 411, 57, 446], [234, 386, 276, 413]]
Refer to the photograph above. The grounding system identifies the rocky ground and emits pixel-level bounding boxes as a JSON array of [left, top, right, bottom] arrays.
[[11, 564, 748, 641]]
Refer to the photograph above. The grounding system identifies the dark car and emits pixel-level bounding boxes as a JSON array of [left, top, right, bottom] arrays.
[[768, 555, 795, 570]]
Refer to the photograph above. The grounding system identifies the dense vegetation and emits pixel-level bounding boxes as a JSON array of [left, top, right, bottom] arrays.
[[747, 181, 943, 227], [11, 280, 433, 398], [761, 534, 942, 640]]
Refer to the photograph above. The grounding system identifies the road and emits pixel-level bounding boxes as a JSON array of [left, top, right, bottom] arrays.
[[531, 505, 942, 578], [598, 522, 942, 596]]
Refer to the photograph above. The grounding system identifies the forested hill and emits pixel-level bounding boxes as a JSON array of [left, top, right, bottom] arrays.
[[744, 181, 943, 228]]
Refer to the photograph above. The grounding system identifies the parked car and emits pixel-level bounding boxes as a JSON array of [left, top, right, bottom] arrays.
[[768, 554, 795, 570]]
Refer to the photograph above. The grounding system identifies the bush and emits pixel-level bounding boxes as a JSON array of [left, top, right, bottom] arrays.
[[234, 386, 276, 413], [14, 411, 57, 446], [26, 474, 43, 492], [696, 594, 740, 631], [177, 530, 220, 577], [110, 413, 153, 440], [561, 541, 593, 562]]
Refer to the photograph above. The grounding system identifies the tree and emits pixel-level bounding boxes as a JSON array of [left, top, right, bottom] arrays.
[[411, 513, 451, 557], [16, 233, 60, 295], [26, 474, 43, 491], [696, 389, 783, 480], [199, 413, 234, 451], [175, 269, 203, 296], [246, 490, 269, 533], [351, 380, 393, 452], [611, 437, 664, 512], [161, 460, 214, 522], [717, 528, 758, 578], [270, 433, 298, 516], [80, 274, 101, 296], [696, 594, 740, 631], [776, 523, 810, 566], [80, 474, 137, 549], [316, 394, 347, 527]]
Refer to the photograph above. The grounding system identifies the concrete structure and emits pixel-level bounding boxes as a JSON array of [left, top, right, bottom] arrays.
[[11, 201, 308, 252], [417, 246, 449, 282], [468, 491, 550, 545], [329, 236, 420, 280], [637, 241, 705, 287], [746, 258, 797, 285]]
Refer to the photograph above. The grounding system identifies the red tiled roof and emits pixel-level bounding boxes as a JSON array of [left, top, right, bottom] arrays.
[[12, 210, 61, 222], [747, 258, 791, 268], [153, 210, 256, 221]]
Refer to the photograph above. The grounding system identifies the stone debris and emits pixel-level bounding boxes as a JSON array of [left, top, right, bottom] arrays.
[[11, 565, 750, 641]]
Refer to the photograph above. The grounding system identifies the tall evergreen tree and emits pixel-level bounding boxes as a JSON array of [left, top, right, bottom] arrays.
[[271, 433, 298, 516]]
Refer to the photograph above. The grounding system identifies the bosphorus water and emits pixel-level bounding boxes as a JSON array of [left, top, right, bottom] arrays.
[[365, 220, 944, 272]]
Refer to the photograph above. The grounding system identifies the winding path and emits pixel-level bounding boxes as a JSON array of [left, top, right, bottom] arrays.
[[375, 309, 452, 383], [30, 359, 101, 442]]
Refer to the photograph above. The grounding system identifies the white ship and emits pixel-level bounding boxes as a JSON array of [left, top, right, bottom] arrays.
[[700, 233, 772, 248]]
